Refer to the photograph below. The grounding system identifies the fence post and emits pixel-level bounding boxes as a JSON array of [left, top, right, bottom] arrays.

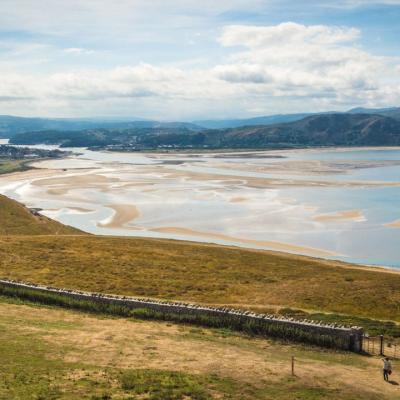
[[380, 335, 384, 356], [291, 356, 295, 376]]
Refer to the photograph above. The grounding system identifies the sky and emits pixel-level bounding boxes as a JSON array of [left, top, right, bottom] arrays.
[[0, 0, 399, 120]]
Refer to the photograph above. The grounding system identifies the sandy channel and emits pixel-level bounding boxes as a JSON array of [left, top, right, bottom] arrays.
[[151, 226, 338, 257], [314, 210, 365, 222], [386, 220, 400, 228], [98, 204, 140, 229]]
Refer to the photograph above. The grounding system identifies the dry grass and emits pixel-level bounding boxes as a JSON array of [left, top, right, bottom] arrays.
[[0, 193, 83, 235], [0, 193, 399, 324], [0, 234, 399, 322], [0, 298, 398, 399]]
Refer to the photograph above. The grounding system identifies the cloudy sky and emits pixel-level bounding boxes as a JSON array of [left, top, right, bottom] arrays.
[[0, 0, 399, 120]]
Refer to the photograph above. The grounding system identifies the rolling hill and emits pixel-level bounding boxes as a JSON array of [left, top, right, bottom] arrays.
[[0, 194, 83, 235], [194, 107, 400, 129], [193, 112, 314, 129], [0, 115, 202, 138], [215, 113, 400, 148], [0, 194, 399, 325], [10, 113, 400, 149]]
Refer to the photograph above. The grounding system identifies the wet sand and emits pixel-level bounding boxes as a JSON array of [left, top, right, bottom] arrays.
[[211, 159, 400, 176], [98, 204, 140, 229], [314, 210, 365, 222], [1, 147, 399, 266], [386, 220, 400, 228], [151, 226, 338, 257], [145, 166, 400, 189]]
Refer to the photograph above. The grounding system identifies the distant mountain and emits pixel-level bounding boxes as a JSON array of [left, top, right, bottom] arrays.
[[193, 113, 315, 129], [211, 113, 400, 148], [347, 107, 400, 120], [2, 107, 399, 138], [194, 107, 400, 129], [10, 113, 400, 149], [0, 115, 203, 138], [10, 127, 198, 147]]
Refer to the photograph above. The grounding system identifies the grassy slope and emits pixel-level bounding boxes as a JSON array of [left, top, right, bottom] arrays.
[[1, 185, 399, 398], [0, 194, 83, 235], [0, 194, 399, 323], [0, 298, 397, 400], [1, 234, 400, 322]]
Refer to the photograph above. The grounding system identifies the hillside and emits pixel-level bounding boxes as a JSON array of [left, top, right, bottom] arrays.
[[10, 113, 400, 149], [218, 113, 400, 148], [348, 107, 400, 120], [1, 193, 400, 327], [0, 115, 202, 138], [193, 112, 314, 129], [10, 126, 199, 147], [0, 194, 83, 235], [1, 194, 400, 398], [195, 107, 400, 129]]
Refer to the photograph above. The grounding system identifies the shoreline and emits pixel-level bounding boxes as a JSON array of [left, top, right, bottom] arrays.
[[0, 188, 400, 274], [0, 145, 399, 270]]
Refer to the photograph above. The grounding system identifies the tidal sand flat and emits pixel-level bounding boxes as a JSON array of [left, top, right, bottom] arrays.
[[151, 226, 338, 257], [0, 146, 399, 267], [314, 210, 365, 222], [386, 220, 400, 228], [98, 204, 140, 229]]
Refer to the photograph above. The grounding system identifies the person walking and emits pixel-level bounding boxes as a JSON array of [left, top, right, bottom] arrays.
[[382, 357, 392, 381]]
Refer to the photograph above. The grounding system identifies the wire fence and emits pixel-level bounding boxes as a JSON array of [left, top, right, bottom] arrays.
[[362, 335, 399, 359]]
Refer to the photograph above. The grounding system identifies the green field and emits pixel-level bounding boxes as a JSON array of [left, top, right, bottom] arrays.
[[0, 158, 33, 175], [0, 297, 397, 400]]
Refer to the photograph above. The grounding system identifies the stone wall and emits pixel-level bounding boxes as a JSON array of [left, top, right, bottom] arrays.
[[0, 278, 364, 352]]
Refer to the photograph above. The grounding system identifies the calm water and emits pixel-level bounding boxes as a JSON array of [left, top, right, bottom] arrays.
[[1, 140, 399, 268]]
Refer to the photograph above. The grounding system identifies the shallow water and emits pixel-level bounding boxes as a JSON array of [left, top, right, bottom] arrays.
[[0, 141, 399, 268]]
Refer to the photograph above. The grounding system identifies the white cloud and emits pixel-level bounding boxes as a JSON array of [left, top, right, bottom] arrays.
[[219, 23, 360, 48], [214, 23, 395, 105], [0, 19, 399, 118]]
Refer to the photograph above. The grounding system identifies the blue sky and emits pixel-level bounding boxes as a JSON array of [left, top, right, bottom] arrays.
[[0, 0, 399, 120]]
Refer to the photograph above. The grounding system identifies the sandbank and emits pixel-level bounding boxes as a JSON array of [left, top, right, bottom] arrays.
[[150, 226, 338, 257], [385, 220, 400, 228], [314, 210, 365, 222], [98, 204, 140, 229]]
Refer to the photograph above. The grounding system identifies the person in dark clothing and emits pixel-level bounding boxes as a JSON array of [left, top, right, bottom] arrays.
[[382, 357, 392, 381]]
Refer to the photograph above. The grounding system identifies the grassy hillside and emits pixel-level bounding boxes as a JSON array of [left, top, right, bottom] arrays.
[[0, 114, 203, 138], [0, 194, 83, 235], [0, 193, 399, 326], [9, 113, 400, 149], [0, 297, 397, 400], [1, 234, 400, 322]]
